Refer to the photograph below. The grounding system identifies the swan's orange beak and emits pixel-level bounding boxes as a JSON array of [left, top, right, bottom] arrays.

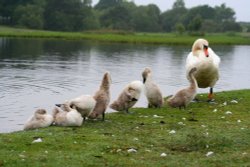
[[204, 46, 209, 57]]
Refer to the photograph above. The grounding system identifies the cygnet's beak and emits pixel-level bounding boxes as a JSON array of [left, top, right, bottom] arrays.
[[55, 104, 62, 107]]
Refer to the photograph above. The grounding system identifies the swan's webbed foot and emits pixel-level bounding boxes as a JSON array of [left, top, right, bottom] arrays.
[[207, 87, 215, 102]]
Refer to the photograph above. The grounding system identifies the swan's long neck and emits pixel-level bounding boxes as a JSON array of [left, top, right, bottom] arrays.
[[145, 73, 153, 84], [188, 70, 198, 90], [100, 73, 111, 91]]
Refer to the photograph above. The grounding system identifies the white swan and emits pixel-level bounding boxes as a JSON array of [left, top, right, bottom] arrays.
[[23, 109, 53, 130], [110, 80, 143, 113], [142, 67, 163, 108], [186, 38, 220, 100], [53, 102, 83, 127]]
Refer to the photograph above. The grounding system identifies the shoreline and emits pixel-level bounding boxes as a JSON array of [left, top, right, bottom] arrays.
[[0, 88, 249, 134], [0, 90, 249, 166], [1, 26, 250, 45]]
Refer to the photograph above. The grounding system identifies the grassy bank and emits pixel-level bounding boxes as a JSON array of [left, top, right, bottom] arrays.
[[0, 89, 249, 166], [1, 26, 250, 45]]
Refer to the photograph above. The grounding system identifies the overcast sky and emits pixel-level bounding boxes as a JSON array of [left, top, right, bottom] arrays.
[[92, 0, 250, 22]]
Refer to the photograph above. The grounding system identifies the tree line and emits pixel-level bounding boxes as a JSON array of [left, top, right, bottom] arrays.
[[0, 0, 244, 33]]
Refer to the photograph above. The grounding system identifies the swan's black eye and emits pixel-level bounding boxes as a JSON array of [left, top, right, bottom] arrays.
[[204, 45, 208, 49]]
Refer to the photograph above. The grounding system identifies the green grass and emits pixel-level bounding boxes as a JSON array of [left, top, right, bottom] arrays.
[[1, 26, 250, 45], [0, 89, 250, 166]]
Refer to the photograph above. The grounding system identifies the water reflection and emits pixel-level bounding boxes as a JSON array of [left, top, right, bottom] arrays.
[[0, 37, 249, 133]]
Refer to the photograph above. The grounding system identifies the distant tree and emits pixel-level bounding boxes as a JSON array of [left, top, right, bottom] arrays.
[[172, 0, 185, 9], [44, 0, 88, 31], [100, 5, 132, 30], [174, 22, 185, 34], [188, 14, 202, 31], [0, 2, 5, 24], [215, 3, 235, 22], [132, 4, 162, 32], [183, 5, 215, 26], [147, 4, 161, 22], [82, 8, 100, 30], [13, 4, 44, 29], [161, 7, 187, 32], [221, 21, 242, 32], [145, 4, 162, 31], [242, 23, 250, 32], [0, 0, 243, 33], [0, 0, 33, 25], [95, 0, 123, 10], [83, 0, 92, 6], [200, 20, 219, 32], [11, 0, 46, 29], [214, 4, 241, 32], [132, 6, 150, 31]]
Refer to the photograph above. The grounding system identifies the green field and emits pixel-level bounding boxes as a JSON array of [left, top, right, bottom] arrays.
[[1, 26, 250, 45], [0, 90, 249, 166]]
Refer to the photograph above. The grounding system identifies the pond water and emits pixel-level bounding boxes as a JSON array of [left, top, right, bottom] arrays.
[[0, 38, 250, 133]]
